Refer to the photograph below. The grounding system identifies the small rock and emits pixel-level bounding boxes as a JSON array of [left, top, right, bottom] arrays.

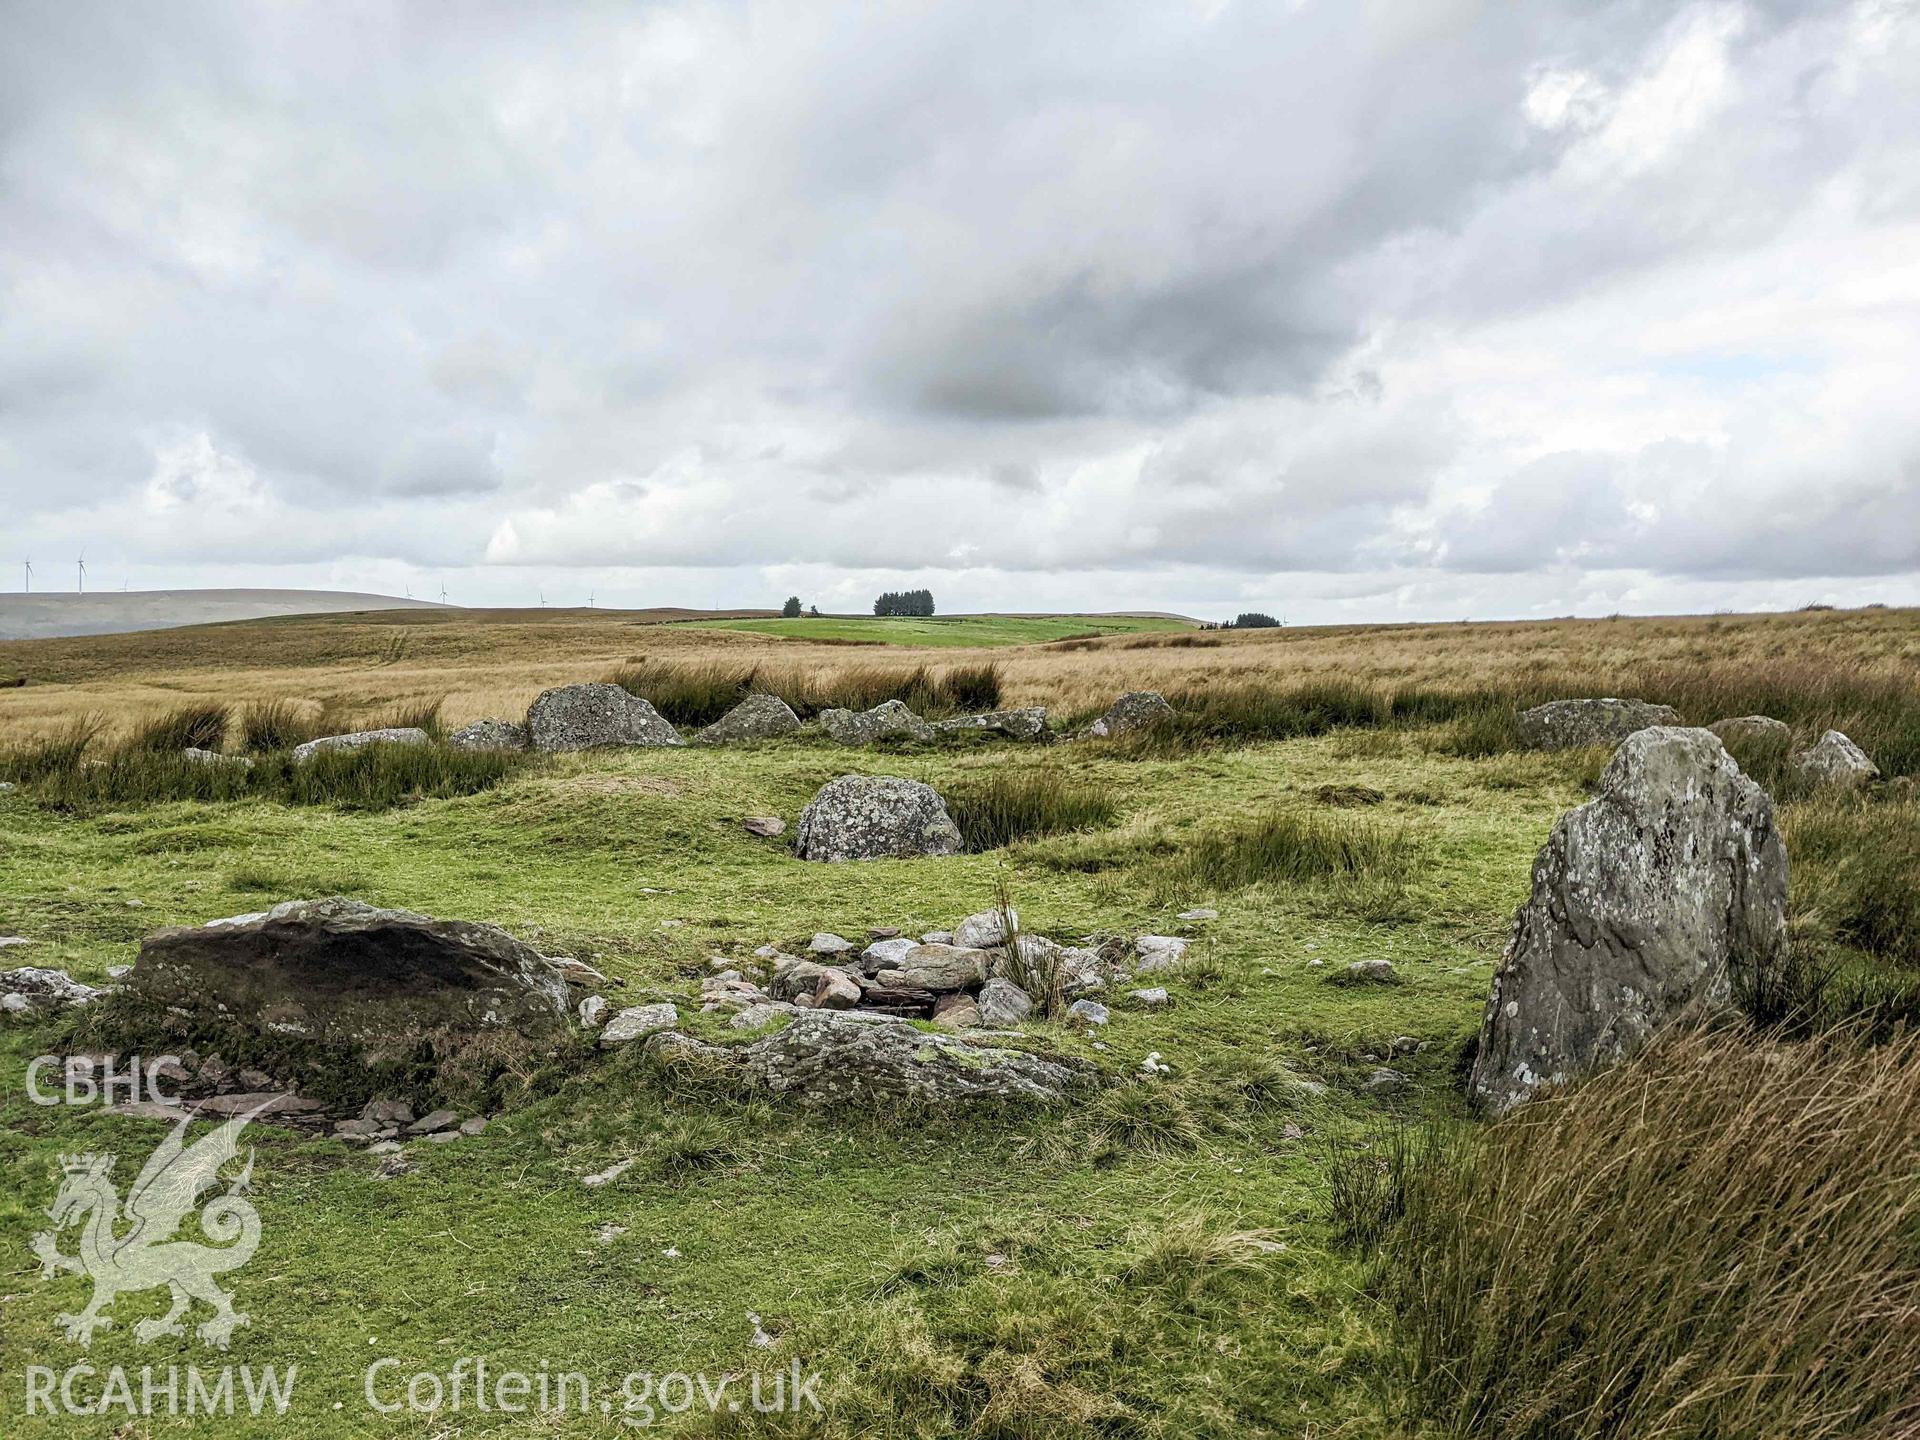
[[743, 816, 787, 838], [237, 1067, 273, 1091], [954, 909, 1013, 949], [595, 1224, 629, 1245], [1341, 959, 1400, 984], [1362, 1068, 1408, 1095], [599, 1002, 679, 1047], [579, 995, 609, 1027], [546, 955, 611, 988], [808, 933, 856, 956], [813, 968, 863, 1010], [977, 977, 1034, 1027], [367, 1140, 403, 1156], [1176, 908, 1218, 922], [1066, 999, 1109, 1028], [1132, 936, 1188, 974], [424, 1130, 461, 1144], [931, 994, 981, 1029], [1793, 729, 1880, 790], [1140, 1050, 1172, 1075], [860, 937, 918, 972], [458, 1116, 489, 1136], [1086, 690, 1174, 738], [362, 1098, 415, 1128], [582, 1158, 636, 1187], [1128, 987, 1170, 1008], [1391, 1036, 1420, 1055], [920, 931, 955, 946], [0, 967, 104, 1014], [868, 926, 902, 940], [374, 1152, 414, 1179], [406, 1109, 460, 1136]]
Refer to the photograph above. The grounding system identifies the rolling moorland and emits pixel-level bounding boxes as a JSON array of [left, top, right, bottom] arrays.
[[0, 604, 1917, 1437]]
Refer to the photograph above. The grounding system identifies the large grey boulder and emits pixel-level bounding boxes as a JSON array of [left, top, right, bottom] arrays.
[[448, 718, 531, 752], [1, 967, 105, 1016], [127, 898, 574, 1068], [291, 727, 431, 763], [1087, 691, 1174, 738], [1468, 728, 1788, 1117], [793, 774, 962, 861], [932, 707, 1050, 742], [696, 693, 802, 745], [1515, 698, 1681, 750], [818, 700, 935, 745], [527, 683, 684, 752], [644, 1008, 1088, 1106], [1792, 730, 1880, 790]]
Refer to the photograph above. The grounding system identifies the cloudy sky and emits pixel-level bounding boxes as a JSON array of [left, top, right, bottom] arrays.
[[2, 0, 1917, 622]]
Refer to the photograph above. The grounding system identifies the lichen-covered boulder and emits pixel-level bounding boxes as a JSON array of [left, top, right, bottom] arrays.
[[818, 700, 935, 745], [598, 1002, 679, 1048], [1087, 691, 1174, 738], [448, 718, 531, 752], [793, 774, 962, 862], [291, 727, 431, 763], [1792, 729, 1880, 790], [1515, 698, 1681, 750], [977, 977, 1034, 1026], [1, 967, 104, 1016], [696, 693, 802, 745], [932, 708, 1050, 741], [527, 683, 684, 751], [1468, 728, 1787, 1117], [127, 898, 574, 1067], [643, 1009, 1088, 1106]]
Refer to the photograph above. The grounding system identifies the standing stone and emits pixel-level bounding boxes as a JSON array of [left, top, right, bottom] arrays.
[[696, 694, 802, 745], [291, 728, 431, 763], [1792, 730, 1880, 790], [793, 775, 963, 862], [527, 683, 684, 752], [1514, 698, 1681, 750], [1468, 728, 1788, 1117], [818, 700, 935, 745], [448, 719, 531, 752], [1086, 691, 1174, 738]]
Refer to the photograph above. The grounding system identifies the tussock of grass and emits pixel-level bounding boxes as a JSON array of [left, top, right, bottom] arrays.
[[1167, 810, 1413, 894], [0, 725, 527, 811], [947, 770, 1117, 851], [1789, 792, 1920, 968], [239, 698, 330, 753], [1371, 1026, 1920, 1440], [131, 702, 229, 752], [608, 657, 1002, 725]]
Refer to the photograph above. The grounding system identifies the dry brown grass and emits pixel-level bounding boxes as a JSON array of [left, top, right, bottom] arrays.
[[2, 605, 1916, 751]]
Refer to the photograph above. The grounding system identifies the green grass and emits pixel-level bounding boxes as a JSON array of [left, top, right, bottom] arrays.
[[672, 614, 1193, 647], [1, 702, 1906, 1436]]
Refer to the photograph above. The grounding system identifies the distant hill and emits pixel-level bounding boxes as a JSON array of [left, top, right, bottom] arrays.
[[0, 589, 449, 641]]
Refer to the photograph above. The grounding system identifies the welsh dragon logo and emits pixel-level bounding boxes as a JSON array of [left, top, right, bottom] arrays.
[[30, 1101, 269, 1348]]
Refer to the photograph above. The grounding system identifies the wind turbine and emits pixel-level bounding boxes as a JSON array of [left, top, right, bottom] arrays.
[[587, 589, 595, 609], [76, 550, 86, 594], [439, 583, 449, 604], [539, 589, 546, 608], [23, 558, 31, 593]]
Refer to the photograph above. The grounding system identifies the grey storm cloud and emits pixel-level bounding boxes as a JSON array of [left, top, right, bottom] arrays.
[[1, 0, 1917, 615]]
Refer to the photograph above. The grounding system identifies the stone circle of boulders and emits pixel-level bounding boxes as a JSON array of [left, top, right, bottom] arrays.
[[448, 718, 531, 752], [645, 1009, 1090, 1106], [793, 774, 962, 861], [819, 700, 936, 745], [1515, 698, 1681, 750], [1468, 727, 1788, 1117], [1086, 690, 1174, 738], [291, 727, 432, 764], [696, 693, 802, 745], [528, 683, 684, 752], [128, 898, 576, 1074], [1792, 729, 1879, 790]]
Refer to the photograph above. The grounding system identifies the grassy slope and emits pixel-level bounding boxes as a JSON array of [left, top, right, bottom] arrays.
[[0, 730, 1573, 1437], [671, 616, 1194, 647]]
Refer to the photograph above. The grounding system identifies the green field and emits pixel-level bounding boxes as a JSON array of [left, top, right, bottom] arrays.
[[0, 726, 1565, 1436], [672, 614, 1194, 647]]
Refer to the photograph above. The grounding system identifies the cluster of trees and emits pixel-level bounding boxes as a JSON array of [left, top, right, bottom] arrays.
[[873, 589, 935, 617], [1199, 612, 1282, 630]]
